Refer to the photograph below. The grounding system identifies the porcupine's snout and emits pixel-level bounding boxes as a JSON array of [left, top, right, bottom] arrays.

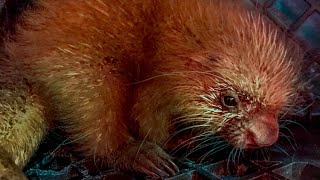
[[244, 111, 279, 149]]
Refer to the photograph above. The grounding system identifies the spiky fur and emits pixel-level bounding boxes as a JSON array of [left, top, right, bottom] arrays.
[[0, 0, 303, 178]]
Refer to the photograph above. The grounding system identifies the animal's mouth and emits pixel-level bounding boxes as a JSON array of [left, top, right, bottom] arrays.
[[245, 144, 260, 149], [218, 111, 280, 150], [225, 126, 279, 150]]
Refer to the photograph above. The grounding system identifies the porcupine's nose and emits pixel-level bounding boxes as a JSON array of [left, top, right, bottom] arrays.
[[245, 112, 279, 149]]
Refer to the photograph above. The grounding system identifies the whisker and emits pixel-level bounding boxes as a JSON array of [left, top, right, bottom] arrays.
[[198, 143, 229, 163], [57, 128, 98, 146], [279, 127, 297, 150], [170, 132, 213, 156], [261, 147, 269, 161], [164, 124, 211, 145], [232, 148, 238, 164], [274, 144, 290, 157], [175, 134, 223, 159], [135, 128, 152, 160], [174, 132, 219, 154], [286, 100, 314, 116], [237, 149, 243, 164], [279, 133, 296, 151], [171, 117, 213, 127], [227, 147, 235, 173], [279, 93, 301, 119], [280, 119, 310, 135]]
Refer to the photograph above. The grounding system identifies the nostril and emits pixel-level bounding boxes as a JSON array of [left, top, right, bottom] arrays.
[[246, 120, 279, 148], [245, 131, 259, 149], [245, 128, 278, 148], [246, 143, 259, 148]]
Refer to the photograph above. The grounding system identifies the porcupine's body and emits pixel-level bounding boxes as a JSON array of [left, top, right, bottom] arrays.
[[0, 0, 302, 178]]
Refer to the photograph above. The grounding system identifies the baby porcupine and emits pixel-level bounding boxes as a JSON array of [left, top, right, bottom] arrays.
[[0, 0, 303, 178]]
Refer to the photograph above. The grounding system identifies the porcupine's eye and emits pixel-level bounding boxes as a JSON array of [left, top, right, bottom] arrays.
[[223, 96, 238, 107], [221, 90, 239, 110]]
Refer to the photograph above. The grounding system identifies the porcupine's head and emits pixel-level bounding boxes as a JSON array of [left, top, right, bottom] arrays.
[[133, 0, 304, 152], [156, 3, 304, 151], [183, 20, 303, 150], [209, 23, 304, 150]]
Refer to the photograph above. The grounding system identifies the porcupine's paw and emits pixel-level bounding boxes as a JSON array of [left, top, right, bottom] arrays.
[[111, 140, 179, 179]]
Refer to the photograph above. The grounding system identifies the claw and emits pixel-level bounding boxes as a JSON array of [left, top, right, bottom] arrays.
[[142, 158, 170, 177], [167, 158, 180, 173], [116, 140, 178, 178], [159, 160, 176, 176], [162, 164, 176, 176], [151, 164, 170, 177], [140, 167, 160, 179]]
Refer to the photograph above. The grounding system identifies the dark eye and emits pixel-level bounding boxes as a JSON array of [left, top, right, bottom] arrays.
[[223, 96, 238, 107]]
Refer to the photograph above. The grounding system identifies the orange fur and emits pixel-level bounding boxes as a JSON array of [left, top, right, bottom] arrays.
[[0, 0, 303, 178]]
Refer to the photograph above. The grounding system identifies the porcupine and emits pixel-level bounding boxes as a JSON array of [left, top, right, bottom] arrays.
[[0, 0, 303, 178]]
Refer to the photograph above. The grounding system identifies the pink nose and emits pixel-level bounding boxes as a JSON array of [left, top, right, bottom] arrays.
[[245, 121, 279, 149]]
